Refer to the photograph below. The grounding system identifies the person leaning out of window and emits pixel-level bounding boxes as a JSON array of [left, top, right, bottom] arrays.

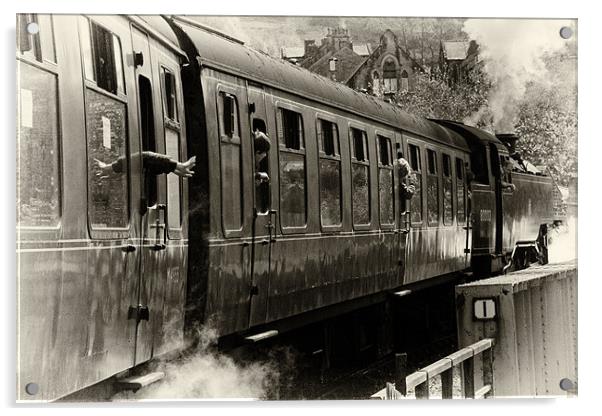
[[396, 154, 417, 203], [253, 130, 271, 184], [94, 152, 196, 179]]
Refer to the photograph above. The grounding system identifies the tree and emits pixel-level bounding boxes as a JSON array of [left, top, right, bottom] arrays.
[[393, 68, 492, 129], [391, 60, 576, 186], [514, 81, 577, 186]]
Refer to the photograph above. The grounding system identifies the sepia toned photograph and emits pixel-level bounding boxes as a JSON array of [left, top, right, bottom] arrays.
[[16, 12, 577, 402]]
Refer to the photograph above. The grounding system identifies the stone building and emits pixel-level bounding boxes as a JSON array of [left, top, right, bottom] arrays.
[[346, 29, 423, 96], [281, 28, 372, 83], [281, 28, 422, 97], [438, 40, 480, 84]]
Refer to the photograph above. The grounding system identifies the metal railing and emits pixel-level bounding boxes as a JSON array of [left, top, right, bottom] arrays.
[[372, 338, 495, 399]]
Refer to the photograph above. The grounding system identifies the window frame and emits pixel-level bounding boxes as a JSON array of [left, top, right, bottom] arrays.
[[425, 146, 440, 227], [376, 131, 395, 229], [276, 101, 308, 234], [160, 65, 180, 126], [16, 57, 63, 237], [161, 63, 184, 239], [78, 17, 127, 98], [83, 85, 131, 239], [407, 139, 424, 227], [315, 113, 343, 231], [442, 152, 454, 226], [349, 123, 371, 230], [80, 19, 130, 239], [455, 156, 468, 226], [216, 85, 245, 238]]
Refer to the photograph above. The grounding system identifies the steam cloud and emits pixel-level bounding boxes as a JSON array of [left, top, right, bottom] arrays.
[[548, 216, 577, 264], [112, 323, 285, 401], [463, 19, 574, 131]]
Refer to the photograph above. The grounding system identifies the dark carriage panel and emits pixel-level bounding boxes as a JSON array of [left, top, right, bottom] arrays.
[[17, 15, 190, 401], [502, 173, 554, 251], [402, 133, 470, 285]]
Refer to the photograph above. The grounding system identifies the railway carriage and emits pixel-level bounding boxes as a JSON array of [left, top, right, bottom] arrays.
[[16, 14, 556, 401], [17, 14, 190, 401]]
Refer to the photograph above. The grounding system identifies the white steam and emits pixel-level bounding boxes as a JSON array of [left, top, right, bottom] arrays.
[[463, 19, 574, 131], [548, 216, 577, 264], [113, 323, 282, 401]]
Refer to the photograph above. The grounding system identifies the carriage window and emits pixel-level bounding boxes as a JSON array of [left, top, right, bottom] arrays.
[[18, 14, 56, 64], [17, 62, 60, 227], [456, 158, 466, 224], [165, 129, 182, 231], [162, 69, 182, 233], [408, 144, 423, 223], [253, 118, 270, 215], [427, 149, 437, 174], [351, 128, 367, 162], [377, 135, 394, 225], [278, 108, 306, 228], [17, 14, 40, 61], [279, 107, 304, 150], [219, 92, 243, 231], [92, 23, 117, 94], [426, 149, 439, 226], [79, 19, 125, 96], [350, 127, 370, 225], [86, 88, 129, 229], [162, 68, 178, 122], [442, 153, 453, 225], [471, 146, 489, 185], [138, 76, 158, 208], [221, 93, 237, 138], [318, 119, 339, 156], [317, 119, 341, 226], [378, 135, 392, 166]]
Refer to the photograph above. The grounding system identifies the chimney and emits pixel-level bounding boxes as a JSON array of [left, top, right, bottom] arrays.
[[329, 57, 338, 81], [304, 39, 316, 56]]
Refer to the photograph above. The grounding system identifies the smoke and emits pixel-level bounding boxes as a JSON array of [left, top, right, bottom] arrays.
[[112, 322, 288, 401], [548, 216, 577, 264], [189, 16, 324, 57], [463, 19, 574, 131]]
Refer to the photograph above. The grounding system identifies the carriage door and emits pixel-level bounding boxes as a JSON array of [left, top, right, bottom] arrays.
[[131, 27, 168, 364], [247, 83, 274, 328]]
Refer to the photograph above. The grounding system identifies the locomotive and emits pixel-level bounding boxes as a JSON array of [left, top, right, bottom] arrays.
[[16, 14, 557, 401]]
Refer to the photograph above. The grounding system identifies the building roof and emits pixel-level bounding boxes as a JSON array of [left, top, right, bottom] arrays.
[[308, 47, 368, 84], [353, 43, 371, 56], [442, 41, 470, 60], [281, 46, 305, 59], [345, 41, 424, 84]]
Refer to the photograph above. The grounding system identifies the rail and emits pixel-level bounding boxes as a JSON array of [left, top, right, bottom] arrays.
[[371, 338, 495, 399]]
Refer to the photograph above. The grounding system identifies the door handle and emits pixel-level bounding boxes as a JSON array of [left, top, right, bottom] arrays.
[[402, 211, 411, 233], [121, 244, 136, 253], [149, 204, 167, 250]]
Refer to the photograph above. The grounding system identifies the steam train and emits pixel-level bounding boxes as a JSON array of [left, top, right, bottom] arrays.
[[16, 14, 558, 401]]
